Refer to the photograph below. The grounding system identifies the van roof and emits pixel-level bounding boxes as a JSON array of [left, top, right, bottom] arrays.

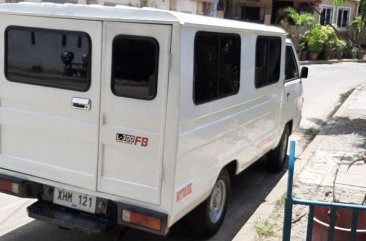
[[0, 2, 286, 35]]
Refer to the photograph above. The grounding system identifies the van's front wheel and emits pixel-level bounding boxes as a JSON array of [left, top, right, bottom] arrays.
[[267, 125, 290, 172], [187, 169, 230, 238]]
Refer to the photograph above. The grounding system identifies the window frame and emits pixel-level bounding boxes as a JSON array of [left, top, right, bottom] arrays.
[[193, 31, 241, 105], [111, 34, 160, 100], [255, 35, 282, 89], [319, 5, 335, 25], [5, 25, 92, 92], [337, 7, 351, 28], [284, 45, 299, 82]]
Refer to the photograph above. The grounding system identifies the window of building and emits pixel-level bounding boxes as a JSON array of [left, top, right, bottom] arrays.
[[320, 7, 334, 25], [241, 6, 261, 23], [285, 46, 299, 81], [111, 35, 159, 100], [5, 26, 91, 91], [337, 8, 350, 28], [255, 36, 281, 88], [194, 31, 241, 104]]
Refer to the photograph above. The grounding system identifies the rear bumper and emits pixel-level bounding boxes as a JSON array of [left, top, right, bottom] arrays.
[[0, 174, 42, 198], [27, 201, 115, 234], [0, 174, 169, 236]]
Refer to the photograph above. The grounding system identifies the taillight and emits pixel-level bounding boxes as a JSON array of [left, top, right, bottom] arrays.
[[0, 179, 19, 194], [121, 209, 162, 231]]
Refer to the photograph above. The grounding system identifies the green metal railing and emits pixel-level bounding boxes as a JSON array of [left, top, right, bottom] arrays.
[[283, 141, 366, 241]]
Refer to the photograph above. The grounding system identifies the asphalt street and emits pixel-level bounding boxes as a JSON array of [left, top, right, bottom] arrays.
[[1, 62, 366, 241]]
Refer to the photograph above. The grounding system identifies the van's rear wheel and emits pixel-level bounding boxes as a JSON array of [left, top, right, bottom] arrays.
[[187, 169, 230, 238], [267, 125, 290, 172]]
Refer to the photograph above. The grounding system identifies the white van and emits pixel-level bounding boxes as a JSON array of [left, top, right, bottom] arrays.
[[0, 3, 307, 237]]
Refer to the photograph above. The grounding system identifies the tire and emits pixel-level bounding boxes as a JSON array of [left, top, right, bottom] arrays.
[[267, 125, 290, 172], [186, 169, 231, 238]]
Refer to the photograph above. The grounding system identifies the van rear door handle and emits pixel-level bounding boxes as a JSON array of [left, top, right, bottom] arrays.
[[72, 97, 91, 110]]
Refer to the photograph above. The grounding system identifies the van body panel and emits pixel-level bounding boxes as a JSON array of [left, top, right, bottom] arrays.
[[171, 30, 283, 221], [97, 22, 172, 205], [0, 4, 303, 235], [0, 16, 102, 191]]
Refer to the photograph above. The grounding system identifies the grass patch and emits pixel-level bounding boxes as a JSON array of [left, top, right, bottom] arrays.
[[305, 127, 320, 139], [254, 219, 275, 238], [275, 193, 286, 210]]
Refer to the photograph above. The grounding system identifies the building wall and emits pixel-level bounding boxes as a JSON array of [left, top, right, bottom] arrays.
[[317, 0, 358, 28], [226, 0, 272, 24], [174, 0, 197, 13]]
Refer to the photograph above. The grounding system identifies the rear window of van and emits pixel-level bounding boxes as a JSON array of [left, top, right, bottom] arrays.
[[111, 35, 159, 100], [5, 26, 91, 91]]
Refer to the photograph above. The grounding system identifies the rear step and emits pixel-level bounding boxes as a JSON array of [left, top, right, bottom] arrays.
[[27, 201, 116, 234]]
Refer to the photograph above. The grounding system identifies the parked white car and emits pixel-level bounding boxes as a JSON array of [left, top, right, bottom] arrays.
[[0, 3, 307, 237]]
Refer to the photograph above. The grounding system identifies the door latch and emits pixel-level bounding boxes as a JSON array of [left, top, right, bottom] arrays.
[[72, 97, 91, 110]]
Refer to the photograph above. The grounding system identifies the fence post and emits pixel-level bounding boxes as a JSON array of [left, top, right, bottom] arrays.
[[282, 141, 296, 241]]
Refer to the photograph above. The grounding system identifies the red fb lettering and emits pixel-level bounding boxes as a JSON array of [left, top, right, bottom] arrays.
[[134, 136, 142, 145], [141, 137, 149, 147]]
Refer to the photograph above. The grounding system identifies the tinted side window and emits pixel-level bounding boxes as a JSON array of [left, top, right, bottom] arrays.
[[285, 46, 299, 81], [112, 35, 159, 100], [194, 32, 241, 105], [6, 27, 91, 91], [255, 36, 281, 88]]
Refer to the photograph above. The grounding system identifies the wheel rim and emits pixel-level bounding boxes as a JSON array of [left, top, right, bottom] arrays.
[[209, 180, 227, 223]]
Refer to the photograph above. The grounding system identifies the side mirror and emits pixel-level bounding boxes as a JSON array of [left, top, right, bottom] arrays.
[[300, 67, 308, 79]]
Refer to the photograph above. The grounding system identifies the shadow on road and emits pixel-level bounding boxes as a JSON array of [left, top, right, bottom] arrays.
[[0, 158, 286, 241]]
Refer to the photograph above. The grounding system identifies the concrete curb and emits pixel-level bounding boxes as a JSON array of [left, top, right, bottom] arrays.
[[231, 86, 362, 241], [299, 59, 366, 65]]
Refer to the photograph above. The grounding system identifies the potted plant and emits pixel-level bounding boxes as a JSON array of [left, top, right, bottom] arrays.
[[322, 26, 337, 60], [335, 39, 346, 59], [283, 7, 315, 58], [304, 25, 325, 60], [298, 37, 309, 60], [312, 208, 366, 241], [358, 48, 365, 59], [343, 40, 354, 59], [352, 46, 359, 59], [312, 157, 366, 241], [351, 16, 366, 60]]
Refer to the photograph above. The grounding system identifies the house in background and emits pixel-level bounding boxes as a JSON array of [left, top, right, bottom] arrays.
[[224, 0, 273, 24], [0, 0, 361, 29], [317, 0, 360, 29]]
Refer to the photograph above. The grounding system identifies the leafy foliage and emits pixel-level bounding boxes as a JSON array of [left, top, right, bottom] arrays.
[[331, 0, 351, 5], [362, 0, 366, 22], [304, 25, 344, 52], [304, 25, 326, 52], [353, 16, 366, 46], [283, 7, 316, 27]]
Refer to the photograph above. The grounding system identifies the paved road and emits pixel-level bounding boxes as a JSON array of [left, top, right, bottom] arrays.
[[1, 62, 366, 241], [301, 62, 366, 129]]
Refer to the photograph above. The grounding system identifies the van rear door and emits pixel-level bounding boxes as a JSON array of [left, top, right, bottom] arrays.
[[98, 22, 171, 205], [0, 16, 102, 191]]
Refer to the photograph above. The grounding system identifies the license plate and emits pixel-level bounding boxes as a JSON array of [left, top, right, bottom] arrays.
[[53, 188, 96, 214]]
